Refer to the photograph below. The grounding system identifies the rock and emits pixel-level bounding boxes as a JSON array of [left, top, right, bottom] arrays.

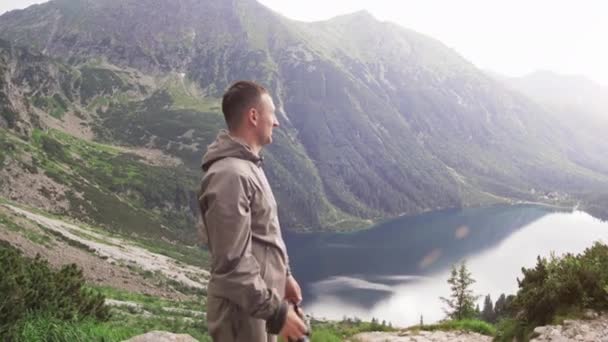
[[122, 331, 198, 342], [584, 309, 599, 319], [563, 319, 576, 326], [531, 314, 608, 342], [349, 330, 492, 341], [353, 313, 608, 342], [549, 327, 562, 336]]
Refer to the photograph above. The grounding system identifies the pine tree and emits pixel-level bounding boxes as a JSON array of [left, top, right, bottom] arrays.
[[440, 261, 481, 320], [494, 293, 507, 320], [481, 294, 495, 323]]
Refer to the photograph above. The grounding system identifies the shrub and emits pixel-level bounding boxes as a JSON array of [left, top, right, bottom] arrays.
[[0, 243, 110, 338], [496, 241, 608, 340], [422, 319, 496, 336]]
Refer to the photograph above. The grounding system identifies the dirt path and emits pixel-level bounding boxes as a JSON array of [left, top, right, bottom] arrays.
[[2, 204, 208, 294]]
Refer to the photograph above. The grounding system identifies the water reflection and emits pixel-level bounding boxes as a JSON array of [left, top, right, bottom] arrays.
[[285, 206, 608, 327]]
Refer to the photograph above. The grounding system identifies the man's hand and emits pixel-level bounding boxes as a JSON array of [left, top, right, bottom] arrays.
[[285, 275, 302, 304], [280, 304, 307, 340]]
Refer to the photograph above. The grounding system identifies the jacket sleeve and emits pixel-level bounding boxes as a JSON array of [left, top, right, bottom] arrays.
[[200, 169, 285, 326]]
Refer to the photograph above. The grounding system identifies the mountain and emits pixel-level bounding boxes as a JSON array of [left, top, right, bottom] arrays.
[[500, 70, 608, 128], [496, 70, 608, 220], [1, 0, 608, 237]]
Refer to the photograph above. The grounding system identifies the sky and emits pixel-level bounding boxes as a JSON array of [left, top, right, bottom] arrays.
[[2, 0, 607, 86]]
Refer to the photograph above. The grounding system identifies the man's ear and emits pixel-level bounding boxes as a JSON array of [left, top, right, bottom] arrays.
[[247, 107, 259, 127]]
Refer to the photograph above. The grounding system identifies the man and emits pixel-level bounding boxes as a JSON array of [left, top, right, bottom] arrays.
[[198, 80, 308, 341]]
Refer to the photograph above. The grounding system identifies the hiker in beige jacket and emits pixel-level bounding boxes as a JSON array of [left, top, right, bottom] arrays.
[[198, 81, 308, 341]]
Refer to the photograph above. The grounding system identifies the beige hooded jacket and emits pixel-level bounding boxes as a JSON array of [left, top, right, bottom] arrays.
[[198, 130, 291, 341]]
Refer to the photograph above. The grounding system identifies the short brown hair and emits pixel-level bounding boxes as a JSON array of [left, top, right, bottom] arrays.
[[221, 81, 268, 130]]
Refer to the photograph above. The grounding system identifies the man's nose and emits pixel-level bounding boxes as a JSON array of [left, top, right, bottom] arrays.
[[273, 118, 280, 128]]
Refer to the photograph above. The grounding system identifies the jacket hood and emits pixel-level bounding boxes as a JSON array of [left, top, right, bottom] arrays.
[[201, 130, 262, 171]]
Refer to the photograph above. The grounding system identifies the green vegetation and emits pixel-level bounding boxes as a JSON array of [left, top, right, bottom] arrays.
[[494, 242, 608, 341], [11, 314, 138, 342], [9, 299, 211, 342], [97, 90, 224, 168], [309, 318, 396, 341], [0, 128, 17, 168], [0, 211, 22, 232], [1, 109, 18, 128], [424, 241, 608, 341], [32, 94, 69, 119], [94, 285, 204, 312], [79, 67, 132, 104], [0, 242, 109, 339], [440, 261, 481, 320], [90, 286, 210, 341], [133, 237, 209, 269], [2, 1, 608, 233], [421, 319, 496, 336], [2, 125, 203, 246], [415, 261, 495, 337], [0, 211, 54, 247], [0, 240, 210, 341], [29, 128, 198, 241], [163, 75, 221, 112]]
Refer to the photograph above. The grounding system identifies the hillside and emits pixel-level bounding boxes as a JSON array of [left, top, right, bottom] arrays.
[[1, 0, 607, 236]]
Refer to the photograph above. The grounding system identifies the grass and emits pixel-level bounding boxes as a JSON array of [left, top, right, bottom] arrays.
[[79, 67, 132, 104], [420, 319, 496, 336], [0, 211, 23, 232], [62, 226, 121, 248], [2, 193, 208, 287], [13, 315, 133, 342], [163, 75, 221, 113], [0, 211, 55, 247], [22, 228, 54, 247], [133, 238, 209, 269], [94, 285, 205, 313], [0, 129, 18, 168], [309, 319, 396, 341], [494, 318, 528, 342], [39, 226, 97, 253], [27, 128, 198, 241], [32, 94, 69, 119], [12, 312, 212, 342], [88, 286, 209, 341], [86, 96, 110, 111]]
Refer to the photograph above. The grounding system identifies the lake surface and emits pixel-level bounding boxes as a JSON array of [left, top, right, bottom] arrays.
[[284, 204, 608, 327]]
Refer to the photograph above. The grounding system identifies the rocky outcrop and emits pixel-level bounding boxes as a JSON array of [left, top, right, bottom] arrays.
[[352, 312, 608, 342], [531, 312, 608, 342], [350, 330, 492, 342], [122, 331, 198, 342]]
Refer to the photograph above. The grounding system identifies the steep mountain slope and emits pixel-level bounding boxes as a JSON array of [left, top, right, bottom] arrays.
[[502, 70, 608, 125], [497, 70, 608, 220], [1, 0, 607, 234]]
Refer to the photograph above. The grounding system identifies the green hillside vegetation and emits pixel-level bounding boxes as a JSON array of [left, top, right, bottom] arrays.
[[0, 240, 211, 341], [0, 241, 109, 339], [1, 127, 198, 241], [495, 242, 608, 341], [420, 242, 608, 341], [1, 0, 607, 234]]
